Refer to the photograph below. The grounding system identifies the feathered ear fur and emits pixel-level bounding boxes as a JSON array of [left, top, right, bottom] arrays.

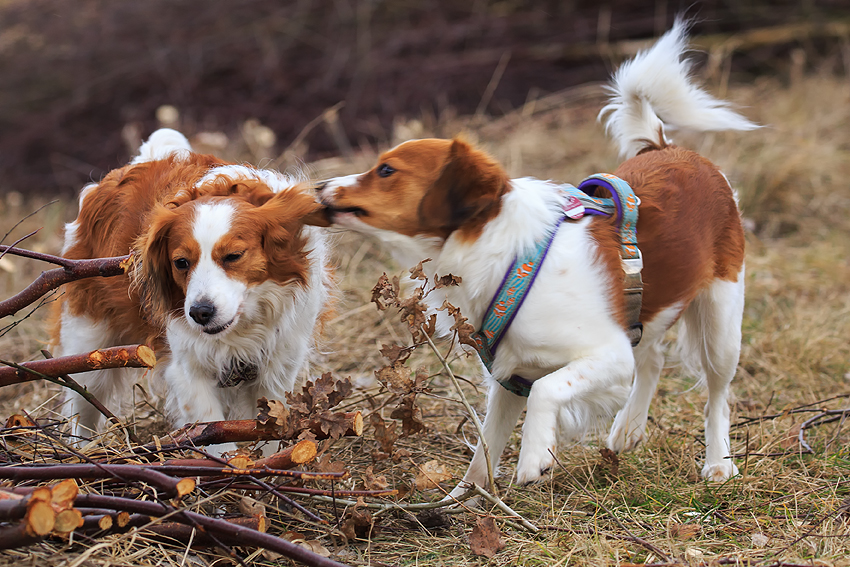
[[130, 206, 183, 327], [418, 138, 509, 238], [252, 189, 325, 285]]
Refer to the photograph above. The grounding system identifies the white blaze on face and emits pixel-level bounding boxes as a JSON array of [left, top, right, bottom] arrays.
[[185, 202, 246, 334]]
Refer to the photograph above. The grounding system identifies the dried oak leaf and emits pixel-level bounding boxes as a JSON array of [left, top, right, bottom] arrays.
[[408, 259, 431, 281], [398, 287, 428, 338], [434, 273, 462, 289], [315, 409, 353, 440], [314, 454, 346, 474], [439, 300, 478, 348], [375, 362, 414, 395], [379, 343, 411, 365], [390, 394, 427, 436], [415, 459, 452, 490], [371, 273, 400, 311], [599, 447, 620, 477], [327, 375, 352, 409], [361, 466, 390, 491], [781, 422, 802, 450], [371, 413, 398, 454], [670, 523, 701, 539], [469, 516, 505, 558], [256, 397, 290, 430], [341, 499, 377, 540]]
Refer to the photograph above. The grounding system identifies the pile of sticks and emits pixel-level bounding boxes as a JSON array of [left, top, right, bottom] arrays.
[[0, 244, 384, 567]]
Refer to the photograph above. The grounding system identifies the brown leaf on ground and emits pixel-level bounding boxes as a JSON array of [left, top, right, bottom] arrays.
[[340, 502, 376, 541], [314, 454, 346, 474], [415, 459, 452, 490], [361, 466, 390, 491], [781, 423, 802, 450], [469, 516, 505, 558], [371, 413, 399, 454], [599, 447, 620, 477], [670, 523, 701, 539], [391, 394, 427, 436]]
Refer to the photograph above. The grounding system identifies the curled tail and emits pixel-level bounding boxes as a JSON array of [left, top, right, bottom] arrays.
[[131, 128, 193, 164], [600, 19, 759, 159]]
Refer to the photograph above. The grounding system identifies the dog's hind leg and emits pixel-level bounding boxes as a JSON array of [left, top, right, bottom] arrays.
[[56, 310, 127, 443], [680, 268, 745, 481], [608, 304, 683, 453], [448, 381, 526, 499]]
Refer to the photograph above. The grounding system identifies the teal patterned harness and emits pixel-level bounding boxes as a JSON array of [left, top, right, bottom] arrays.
[[469, 173, 643, 397]]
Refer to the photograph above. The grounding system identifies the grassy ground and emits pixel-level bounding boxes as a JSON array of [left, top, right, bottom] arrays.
[[1, 68, 849, 566]]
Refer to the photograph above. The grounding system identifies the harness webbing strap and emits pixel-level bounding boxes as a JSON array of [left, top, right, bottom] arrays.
[[470, 173, 644, 398]]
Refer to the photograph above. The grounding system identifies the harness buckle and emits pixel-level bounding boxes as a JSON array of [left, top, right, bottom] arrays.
[[622, 250, 643, 275]]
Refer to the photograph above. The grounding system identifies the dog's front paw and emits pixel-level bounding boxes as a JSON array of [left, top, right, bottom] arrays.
[[607, 411, 647, 453], [701, 461, 739, 482], [515, 446, 555, 486]]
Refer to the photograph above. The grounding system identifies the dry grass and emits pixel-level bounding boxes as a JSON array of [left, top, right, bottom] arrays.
[[1, 68, 850, 566]]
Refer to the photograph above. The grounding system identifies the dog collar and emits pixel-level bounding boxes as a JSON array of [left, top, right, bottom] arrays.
[[470, 173, 643, 398], [217, 359, 259, 388]]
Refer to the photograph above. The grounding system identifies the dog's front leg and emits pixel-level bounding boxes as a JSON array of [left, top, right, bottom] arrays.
[[516, 348, 634, 485], [163, 361, 238, 457], [448, 380, 526, 499]]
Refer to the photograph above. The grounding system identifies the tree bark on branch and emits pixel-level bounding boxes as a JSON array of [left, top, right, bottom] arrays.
[[0, 345, 156, 386], [0, 246, 131, 319]]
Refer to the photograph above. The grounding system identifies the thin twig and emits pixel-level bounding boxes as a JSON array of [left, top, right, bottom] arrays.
[[470, 483, 538, 532], [0, 230, 40, 263], [419, 324, 496, 497], [0, 199, 58, 247]]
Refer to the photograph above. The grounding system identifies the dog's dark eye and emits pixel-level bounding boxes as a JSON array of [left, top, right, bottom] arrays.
[[223, 252, 244, 264], [376, 163, 395, 178], [173, 258, 190, 271]]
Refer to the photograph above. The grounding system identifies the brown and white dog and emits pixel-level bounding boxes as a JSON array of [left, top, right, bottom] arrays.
[[316, 22, 757, 490], [53, 129, 333, 454]]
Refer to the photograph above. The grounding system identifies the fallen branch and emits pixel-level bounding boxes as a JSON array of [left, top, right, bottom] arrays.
[[161, 439, 318, 470], [0, 345, 156, 387], [160, 411, 363, 447], [81, 512, 266, 547], [0, 247, 132, 319], [0, 464, 195, 500], [75, 493, 351, 567]]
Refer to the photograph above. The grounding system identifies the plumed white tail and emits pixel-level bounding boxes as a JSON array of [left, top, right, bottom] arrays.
[[132, 128, 193, 164], [600, 19, 759, 159]]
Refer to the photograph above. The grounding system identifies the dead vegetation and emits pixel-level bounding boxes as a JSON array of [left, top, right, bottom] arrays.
[[1, 49, 850, 567]]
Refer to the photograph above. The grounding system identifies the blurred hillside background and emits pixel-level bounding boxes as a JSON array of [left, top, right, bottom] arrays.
[[1, 0, 849, 196]]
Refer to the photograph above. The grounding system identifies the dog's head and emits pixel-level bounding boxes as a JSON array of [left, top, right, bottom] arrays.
[[132, 181, 327, 335], [317, 137, 510, 243]]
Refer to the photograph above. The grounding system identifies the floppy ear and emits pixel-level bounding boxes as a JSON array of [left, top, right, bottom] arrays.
[[254, 190, 325, 284], [130, 206, 183, 326], [418, 138, 509, 238]]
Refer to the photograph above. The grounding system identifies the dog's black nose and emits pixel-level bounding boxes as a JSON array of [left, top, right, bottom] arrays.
[[189, 301, 216, 325]]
